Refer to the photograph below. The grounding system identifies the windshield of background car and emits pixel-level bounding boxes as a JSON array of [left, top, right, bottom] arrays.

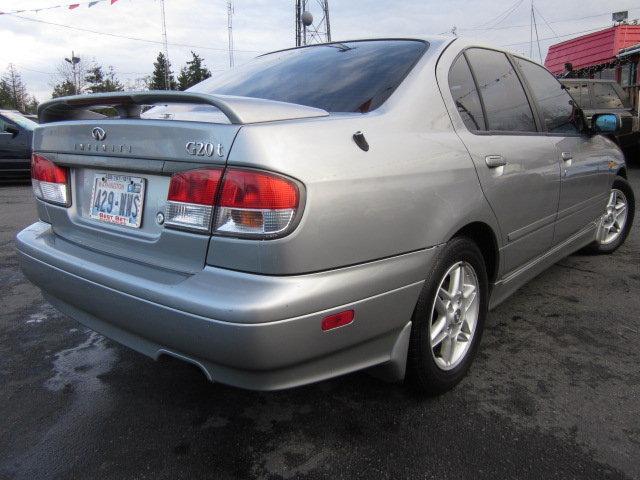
[[2, 112, 37, 130], [591, 83, 627, 109], [184, 40, 428, 114]]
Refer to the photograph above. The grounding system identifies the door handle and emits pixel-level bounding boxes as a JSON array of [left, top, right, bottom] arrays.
[[485, 155, 507, 168], [561, 152, 573, 161]]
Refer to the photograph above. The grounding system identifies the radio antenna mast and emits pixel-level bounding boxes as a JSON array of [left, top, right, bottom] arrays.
[[228, 1, 235, 68], [295, 0, 331, 46], [160, 0, 171, 89]]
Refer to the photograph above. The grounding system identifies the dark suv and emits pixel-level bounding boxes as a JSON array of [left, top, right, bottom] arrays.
[[0, 110, 37, 181], [561, 79, 639, 157]]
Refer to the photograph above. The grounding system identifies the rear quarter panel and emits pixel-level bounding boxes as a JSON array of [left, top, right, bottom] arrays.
[[208, 43, 497, 275]]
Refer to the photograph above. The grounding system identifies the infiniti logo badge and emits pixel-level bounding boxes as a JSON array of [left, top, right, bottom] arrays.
[[91, 127, 106, 141]]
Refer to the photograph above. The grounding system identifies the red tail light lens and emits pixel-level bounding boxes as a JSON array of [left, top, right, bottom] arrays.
[[164, 167, 302, 238], [218, 169, 299, 209], [215, 169, 300, 238], [167, 168, 223, 205], [31, 153, 70, 206]]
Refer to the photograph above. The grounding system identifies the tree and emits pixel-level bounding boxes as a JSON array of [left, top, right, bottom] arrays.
[[52, 80, 77, 98], [51, 55, 90, 97], [23, 96, 38, 115], [0, 64, 29, 111], [147, 52, 177, 90], [85, 65, 124, 93], [0, 78, 12, 109], [177, 52, 212, 90]]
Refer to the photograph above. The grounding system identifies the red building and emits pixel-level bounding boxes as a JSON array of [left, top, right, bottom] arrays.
[[545, 24, 640, 108]]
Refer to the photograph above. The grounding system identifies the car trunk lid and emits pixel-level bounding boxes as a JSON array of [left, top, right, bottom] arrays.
[[32, 92, 328, 273]]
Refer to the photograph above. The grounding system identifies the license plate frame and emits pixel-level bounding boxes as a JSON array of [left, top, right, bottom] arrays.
[[89, 173, 146, 229]]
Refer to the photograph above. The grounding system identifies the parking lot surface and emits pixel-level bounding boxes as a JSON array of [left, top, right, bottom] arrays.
[[1, 169, 639, 480]]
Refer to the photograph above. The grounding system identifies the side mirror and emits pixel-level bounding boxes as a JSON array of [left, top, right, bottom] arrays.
[[4, 125, 19, 138], [592, 113, 620, 134]]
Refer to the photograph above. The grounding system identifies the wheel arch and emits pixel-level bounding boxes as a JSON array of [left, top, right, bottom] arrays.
[[617, 166, 627, 179], [451, 222, 499, 284]]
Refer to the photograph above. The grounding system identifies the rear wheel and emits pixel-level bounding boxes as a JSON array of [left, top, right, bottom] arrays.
[[588, 178, 635, 254], [406, 237, 488, 395]]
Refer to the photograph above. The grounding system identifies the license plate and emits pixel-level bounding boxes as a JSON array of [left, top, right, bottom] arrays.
[[89, 174, 146, 228]]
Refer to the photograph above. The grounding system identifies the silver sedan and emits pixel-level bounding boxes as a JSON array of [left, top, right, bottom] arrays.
[[17, 36, 635, 394]]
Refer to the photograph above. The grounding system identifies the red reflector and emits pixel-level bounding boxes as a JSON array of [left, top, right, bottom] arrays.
[[31, 154, 68, 184], [321, 310, 355, 331], [219, 169, 299, 209], [167, 168, 223, 205]]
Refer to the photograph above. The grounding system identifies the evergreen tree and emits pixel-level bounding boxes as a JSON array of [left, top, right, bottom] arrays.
[[177, 52, 212, 90], [0, 78, 12, 109], [52, 80, 77, 98], [85, 65, 124, 93], [1, 64, 29, 111], [24, 96, 39, 115], [147, 52, 177, 90]]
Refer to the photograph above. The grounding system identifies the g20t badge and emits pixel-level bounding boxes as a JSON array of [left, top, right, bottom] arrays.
[[186, 141, 224, 158]]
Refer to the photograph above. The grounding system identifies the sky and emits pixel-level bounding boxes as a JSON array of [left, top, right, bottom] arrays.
[[0, 0, 639, 101]]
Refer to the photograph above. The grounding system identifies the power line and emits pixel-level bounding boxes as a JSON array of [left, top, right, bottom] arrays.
[[533, 5, 558, 38], [463, 7, 640, 32], [472, 0, 524, 29], [4, 13, 264, 54], [500, 26, 604, 47]]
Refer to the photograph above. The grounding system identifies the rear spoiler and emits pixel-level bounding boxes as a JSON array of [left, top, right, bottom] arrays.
[[37, 91, 329, 125]]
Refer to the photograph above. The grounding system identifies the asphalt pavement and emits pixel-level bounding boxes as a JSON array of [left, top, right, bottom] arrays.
[[0, 168, 639, 480]]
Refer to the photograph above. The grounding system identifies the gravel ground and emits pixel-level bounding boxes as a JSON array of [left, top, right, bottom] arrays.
[[0, 168, 638, 480]]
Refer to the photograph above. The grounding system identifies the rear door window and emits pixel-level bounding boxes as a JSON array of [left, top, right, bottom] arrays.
[[448, 55, 486, 131], [591, 83, 624, 109], [465, 48, 537, 133], [515, 58, 580, 134]]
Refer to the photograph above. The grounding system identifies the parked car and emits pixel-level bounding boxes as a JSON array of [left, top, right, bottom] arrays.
[[0, 110, 37, 181], [561, 79, 640, 156], [17, 37, 635, 394]]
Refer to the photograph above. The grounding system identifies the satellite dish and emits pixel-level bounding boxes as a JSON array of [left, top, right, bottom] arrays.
[[301, 11, 313, 27]]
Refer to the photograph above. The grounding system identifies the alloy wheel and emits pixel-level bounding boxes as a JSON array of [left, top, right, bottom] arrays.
[[428, 261, 480, 371], [597, 188, 628, 245]]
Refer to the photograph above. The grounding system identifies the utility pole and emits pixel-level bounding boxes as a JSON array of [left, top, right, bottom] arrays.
[[228, 1, 235, 68], [160, 0, 171, 90], [295, 0, 331, 46], [65, 50, 80, 94]]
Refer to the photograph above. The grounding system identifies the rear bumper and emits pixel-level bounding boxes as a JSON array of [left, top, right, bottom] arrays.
[[17, 221, 436, 390]]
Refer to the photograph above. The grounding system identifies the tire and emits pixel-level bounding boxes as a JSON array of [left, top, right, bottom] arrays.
[[586, 177, 635, 254], [406, 236, 488, 395]]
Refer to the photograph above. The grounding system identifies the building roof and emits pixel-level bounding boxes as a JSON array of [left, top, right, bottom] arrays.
[[544, 24, 640, 74]]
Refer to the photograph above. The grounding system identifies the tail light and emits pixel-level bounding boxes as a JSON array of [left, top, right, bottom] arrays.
[[31, 153, 70, 206], [165, 168, 223, 231], [164, 167, 301, 238], [214, 169, 299, 238]]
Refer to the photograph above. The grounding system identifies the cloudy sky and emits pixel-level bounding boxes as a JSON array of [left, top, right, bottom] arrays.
[[1, 0, 639, 101]]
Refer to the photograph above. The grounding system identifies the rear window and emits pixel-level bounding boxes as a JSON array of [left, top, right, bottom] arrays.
[[188, 40, 428, 113]]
